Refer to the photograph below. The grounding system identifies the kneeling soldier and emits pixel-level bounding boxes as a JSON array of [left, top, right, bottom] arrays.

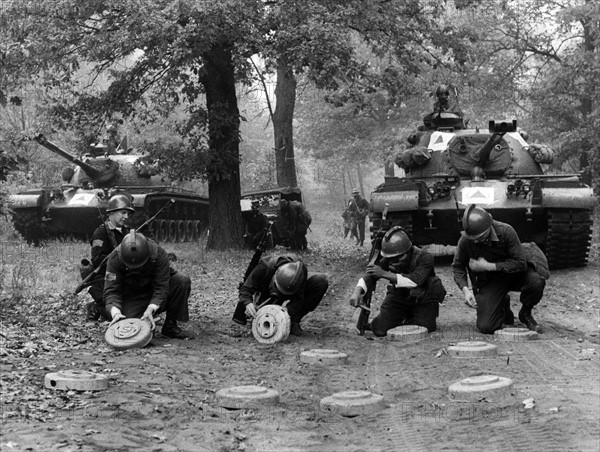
[[233, 255, 328, 335], [105, 231, 193, 339], [349, 227, 446, 336]]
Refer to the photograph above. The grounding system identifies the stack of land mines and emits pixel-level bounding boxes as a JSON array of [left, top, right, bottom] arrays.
[[47, 323, 543, 419]]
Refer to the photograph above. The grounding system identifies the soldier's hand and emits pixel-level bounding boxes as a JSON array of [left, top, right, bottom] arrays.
[[366, 265, 385, 279], [245, 303, 257, 319], [109, 312, 126, 327], [141, 305, 158, 330], [463, 287, 477, 309], [469, 257, 496, 272], [349, 287, 364, 307]]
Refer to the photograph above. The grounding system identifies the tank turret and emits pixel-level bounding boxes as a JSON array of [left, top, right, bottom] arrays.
[[370, 92, 595, 270], [7, 135, 209, 245]]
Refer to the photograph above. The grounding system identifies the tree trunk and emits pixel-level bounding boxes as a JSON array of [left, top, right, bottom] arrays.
[[273, 64, 298, 188], [201, 43, 244, 250], [356, 163, 365, 195]]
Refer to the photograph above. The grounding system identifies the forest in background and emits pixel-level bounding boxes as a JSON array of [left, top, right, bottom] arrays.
[[1, 0, 598, 247]]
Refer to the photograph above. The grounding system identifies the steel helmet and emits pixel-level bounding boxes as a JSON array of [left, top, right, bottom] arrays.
[[462, 204, 493, 240], [381, 226, 412, 258], [273, 261, 305, 295], [107, 194, 134, 213], [120, 230, 150, 269]]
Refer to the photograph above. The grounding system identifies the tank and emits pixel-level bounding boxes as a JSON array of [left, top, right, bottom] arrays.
[[370, 106, 595, 269], [7, 134, 209, 245]]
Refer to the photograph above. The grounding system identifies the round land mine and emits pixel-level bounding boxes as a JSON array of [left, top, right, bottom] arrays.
[[44, 370, 108, 391], [386, 325, 428, 342], [447, 341, 498, 357], [105, 318, 153, 350], [319, 390, 385, 417], [448, 375, 514, 401], [215, 385, 280, 409], [251, 305, 291, 345], [300, 349, 348, 365], [494, 327, 538, 342]]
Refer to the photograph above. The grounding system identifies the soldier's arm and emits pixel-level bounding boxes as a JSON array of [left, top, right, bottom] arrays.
[[239, 262, 268, 306], [149, 248, 171, 308], [90, 226, 111, 267], [452, 236, 470, 290], [495, 225, 527, 273], [401, 252, 434, 287], [104, 251, 124, 316]]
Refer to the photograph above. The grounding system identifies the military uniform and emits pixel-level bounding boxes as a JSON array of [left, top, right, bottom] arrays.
[[278, 201, 312, 251], [87, 223, 126, 318], [104, 241, 191, 324], [452, 220, 546, 334], [349, 194, 369, 246], [245, 209, 268, 249], [238, 256, 328, 326], [358, 247, 446, 336]]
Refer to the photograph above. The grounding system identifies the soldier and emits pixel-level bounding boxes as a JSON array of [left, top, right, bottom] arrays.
[[349, 227, 446, 336], [105, 231, 193, 339], [452, 205, 546, 334], [244, 200, 269, 249], [278, 199, 312, 251], [85, 194, 133, 321], [349, 188, 370, 246], [341, 200, 358, 241], [232, 255, 328, 335]]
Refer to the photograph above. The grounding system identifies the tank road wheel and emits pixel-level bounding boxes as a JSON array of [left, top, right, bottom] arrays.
[[176, 220, 186, 243], [192, 221, 202, 241], [546, 209, 593, 269], [155, 220, 168, 243], [167, 220, 177, 242], [184, 221, 194, 241]]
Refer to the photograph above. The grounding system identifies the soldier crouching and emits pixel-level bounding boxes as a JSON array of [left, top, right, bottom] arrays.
[[350, 227, 446, 336]]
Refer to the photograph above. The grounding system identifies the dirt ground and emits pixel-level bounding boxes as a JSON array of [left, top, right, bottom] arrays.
[[1, 210, 599, 452]]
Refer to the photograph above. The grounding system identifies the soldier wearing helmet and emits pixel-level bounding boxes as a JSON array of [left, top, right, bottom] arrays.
[[104, 231, 193, 340], [233, 255, 328, 335], [349, 227, 446, 336], [452, 204, 546, 333], [84, 193, 135, 321], [244, 200, 269, 249]]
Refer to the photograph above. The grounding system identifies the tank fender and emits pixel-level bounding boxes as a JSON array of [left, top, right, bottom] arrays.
[[7, 193, 42, 209], [541, 187, 595, 209], [371, 191, 419, 213], [130, 194, 147, 209]]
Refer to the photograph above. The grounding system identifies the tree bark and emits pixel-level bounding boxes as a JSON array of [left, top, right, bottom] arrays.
[[201, 43, 244, 250], [273, 64, 298, 188]]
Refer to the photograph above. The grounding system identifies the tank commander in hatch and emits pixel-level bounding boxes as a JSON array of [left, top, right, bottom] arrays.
[[105, 231, 194, 340], [349, 227, 446, 336], [452, 205, 546, 334], [84, 194, 133, 321]]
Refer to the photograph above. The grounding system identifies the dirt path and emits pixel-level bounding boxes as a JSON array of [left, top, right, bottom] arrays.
[[1, 222, 599, 451]]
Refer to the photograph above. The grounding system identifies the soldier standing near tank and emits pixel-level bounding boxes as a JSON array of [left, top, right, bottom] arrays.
[[105, 231, 194, 339], [341, 200, 359, 241], [349, 188, 370, 246], [278, 199, 312, 251], [245, 200, 269, 249], [452, 204, 545, 334], [349, 227, 446, 335], [85, 194, 133, 321], [232, 255, 328, 335]]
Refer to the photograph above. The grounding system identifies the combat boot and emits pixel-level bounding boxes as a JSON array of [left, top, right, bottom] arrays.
[[519, 308, 542, 333], [161, 319, 194, 339], [232, 302, 248, 325], [289, 322, 303, 336]]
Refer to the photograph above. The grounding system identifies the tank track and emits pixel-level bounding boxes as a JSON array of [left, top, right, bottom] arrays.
[[141, 194, 208, 243], [545, 209, 593, 269], [10, 209, 48, 246]]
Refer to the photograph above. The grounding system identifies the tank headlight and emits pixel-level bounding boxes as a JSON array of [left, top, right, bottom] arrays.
[[427, 186, 436, 196], [522, 184, 530, 193], [507, 184, 516, 195]]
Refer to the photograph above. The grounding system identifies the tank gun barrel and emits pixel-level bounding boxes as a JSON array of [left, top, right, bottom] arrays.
[[34, 134, 102, 180], [474, 120, 516, 166]]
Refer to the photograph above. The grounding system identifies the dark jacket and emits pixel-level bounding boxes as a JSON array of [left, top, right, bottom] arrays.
[[104, 241, 170, 313], [89, 223, 126, 283], [363, 247, 438, 301], [239, 255, 308, 307], [452, 220, 527, 290]]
